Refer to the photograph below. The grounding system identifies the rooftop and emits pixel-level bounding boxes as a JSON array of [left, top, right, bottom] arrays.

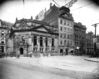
[[74, 22, 86, 29], [44, 4, 74, 21]]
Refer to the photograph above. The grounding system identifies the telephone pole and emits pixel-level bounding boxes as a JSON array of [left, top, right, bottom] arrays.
[[92, 23, 99, 56], [23, 0, 25, 4]]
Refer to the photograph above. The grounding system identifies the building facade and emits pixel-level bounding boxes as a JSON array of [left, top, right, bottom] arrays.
[[96, 35, 99, 56], [36, 5, 74, 55], [86, 32, 94, 55], [74, 22, 86, 55], [0, 19, 12, 56], [7, 18, 59, 56]]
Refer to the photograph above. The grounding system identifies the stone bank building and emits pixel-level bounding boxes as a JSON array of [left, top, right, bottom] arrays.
[[7, 18, 59, 56]]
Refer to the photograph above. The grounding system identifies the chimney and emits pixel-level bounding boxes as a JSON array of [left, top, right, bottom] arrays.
[[16, 17, 18, 21], [50, 3, 52, 8], [31, 16, 33, 20]]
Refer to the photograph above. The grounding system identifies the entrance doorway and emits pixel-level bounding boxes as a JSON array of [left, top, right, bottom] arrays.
[[60, 49, 63, 55], [65, 48, 68, 55], [20, 48, 24, 55]]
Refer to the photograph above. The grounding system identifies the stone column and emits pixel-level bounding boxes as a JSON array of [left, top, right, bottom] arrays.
[[43, 37, 46, 53], [55, 38, 59, 54], [16, 48, 20, 57], [32, 36, 34, 54], [24, 48, 27, 56], [37, 36, 40, 53], [28, 37, 33, 53], [48, 38, 52, 54]]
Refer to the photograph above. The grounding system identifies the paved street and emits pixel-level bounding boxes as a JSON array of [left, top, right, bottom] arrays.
[[0, 59, 75, 79], [0, 56, 99, 79]]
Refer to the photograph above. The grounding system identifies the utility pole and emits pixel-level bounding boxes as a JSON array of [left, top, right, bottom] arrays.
[[92, 23, 99, 56], [22, 0, 25, 18], [23, 0, 25, 4]]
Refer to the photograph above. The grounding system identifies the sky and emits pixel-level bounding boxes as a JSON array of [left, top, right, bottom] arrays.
[[0, 0, 99, 35]]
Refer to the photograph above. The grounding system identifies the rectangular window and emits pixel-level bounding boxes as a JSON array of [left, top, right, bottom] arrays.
[[60, 33, 63, 38], [67, 22, 69, 26], [60, 19, 63, 24], [64, 20, 66, 25], [64, 27, 66, 32], [64, 40, 66, 46], [67, 35, 69, 39], [64, 34, 66, 39], [68, 28, 69, 31], [71, 41, 72, 46], [60, 40, 62, 45], [60, 27, 62, 31]]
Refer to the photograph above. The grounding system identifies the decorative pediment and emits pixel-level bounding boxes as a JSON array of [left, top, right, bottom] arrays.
[[35, 27, 48, 32]]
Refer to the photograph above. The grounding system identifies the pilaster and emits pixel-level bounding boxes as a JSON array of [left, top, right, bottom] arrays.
[[37, 36, 40, 52]]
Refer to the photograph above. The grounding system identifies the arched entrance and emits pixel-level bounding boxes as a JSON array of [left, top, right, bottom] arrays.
[[20, 48, 24, 55], [60, 49, 63, 55]]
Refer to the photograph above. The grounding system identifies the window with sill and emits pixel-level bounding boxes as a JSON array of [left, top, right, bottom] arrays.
[[60, 19, 63, 24], [60, 27, 62, 31], [60, 40, 62, 45], [60, 34, 62, 38]]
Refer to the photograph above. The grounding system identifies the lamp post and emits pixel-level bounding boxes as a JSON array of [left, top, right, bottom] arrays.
[[92, 23, 99, 57]]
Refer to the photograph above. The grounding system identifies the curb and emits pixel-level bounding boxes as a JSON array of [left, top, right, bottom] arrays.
[[84, 58, 99, 62]]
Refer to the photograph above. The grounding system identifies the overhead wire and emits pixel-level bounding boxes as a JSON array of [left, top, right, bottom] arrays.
[[71, 2, 94, 12]]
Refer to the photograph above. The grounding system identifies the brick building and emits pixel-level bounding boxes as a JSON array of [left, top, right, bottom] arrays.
[[36, 4, 74, 55]]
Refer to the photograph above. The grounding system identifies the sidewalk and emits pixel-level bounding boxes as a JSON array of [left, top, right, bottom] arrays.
[[40, 55, 98, 73]]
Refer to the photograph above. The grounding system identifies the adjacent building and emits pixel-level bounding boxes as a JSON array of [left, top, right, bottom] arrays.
[[96, 35, 99, 56], [36, 4, 74, 55], [86, 32, 94, 55], [0, 19, 12, 55], [74, 22, 86, 55]]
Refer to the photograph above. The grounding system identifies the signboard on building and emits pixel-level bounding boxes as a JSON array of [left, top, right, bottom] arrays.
[[93, 38, 97, 43]]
